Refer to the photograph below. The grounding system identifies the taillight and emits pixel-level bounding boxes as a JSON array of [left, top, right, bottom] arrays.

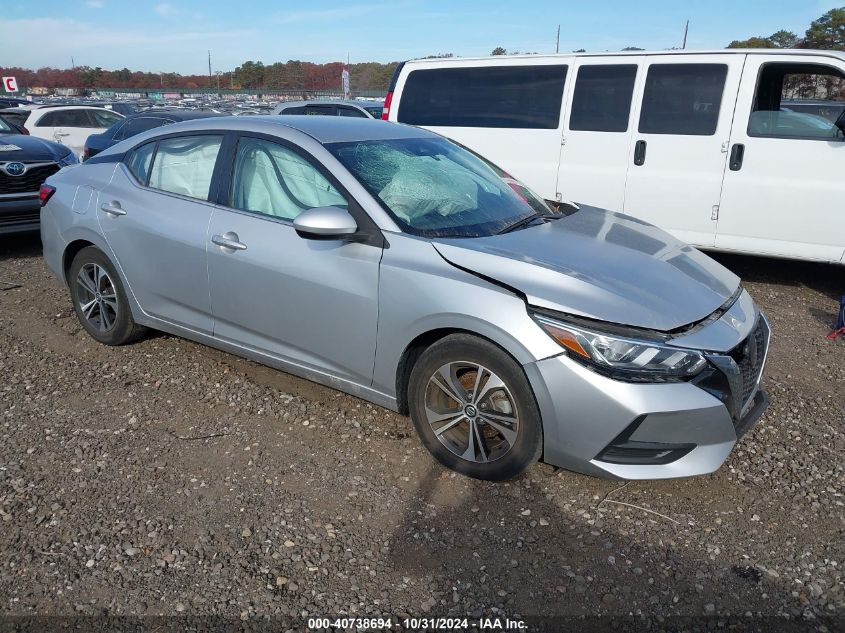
[[82, 146, 90, 161], [39, 184, 56, 207], [19, 126, 30, 135], [381, 91, 393, 120]]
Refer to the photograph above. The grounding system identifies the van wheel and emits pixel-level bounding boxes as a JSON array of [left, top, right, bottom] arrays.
[[408, 334, 543, 481], [69, 246, 145, 346]]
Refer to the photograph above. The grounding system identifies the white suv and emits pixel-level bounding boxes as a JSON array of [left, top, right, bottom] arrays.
[[2, 105, 124, 159]]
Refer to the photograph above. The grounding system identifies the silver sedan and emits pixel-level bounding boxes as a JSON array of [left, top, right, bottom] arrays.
[[40, 116, 770, 480]]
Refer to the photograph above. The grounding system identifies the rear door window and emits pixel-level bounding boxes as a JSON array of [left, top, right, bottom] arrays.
[[638, 64, 728, 135], [37, 109, 93, 127], [569, 64, 638, 132], [397, 65, 568, 129], [337, 106, 367, 118], [147, 135, 223, 200], [304, 105, 337, 116], [1, 111, 29, 128], [89, 109, 124, 128]]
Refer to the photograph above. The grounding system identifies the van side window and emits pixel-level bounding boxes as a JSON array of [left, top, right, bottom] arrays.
[[569, 65, 637, 132], [638, 64, 727, 136], [748, 63, 845, 140], [397, 65, 568, 129]]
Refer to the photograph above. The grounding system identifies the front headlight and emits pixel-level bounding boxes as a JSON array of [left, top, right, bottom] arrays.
[[58, 152, 78, 167], [533, 313, 707, 382]]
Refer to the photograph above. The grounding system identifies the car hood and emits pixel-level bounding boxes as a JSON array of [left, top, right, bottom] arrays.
[[0, 133, 69, 161], [432, 206, 740, 332]]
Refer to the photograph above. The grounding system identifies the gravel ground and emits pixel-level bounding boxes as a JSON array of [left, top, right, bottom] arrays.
[[0, 234, 842, 631]]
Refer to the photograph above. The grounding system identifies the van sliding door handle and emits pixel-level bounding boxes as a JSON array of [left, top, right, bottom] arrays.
[[729, 143, 745, 171], [633, 140, 647, 166]]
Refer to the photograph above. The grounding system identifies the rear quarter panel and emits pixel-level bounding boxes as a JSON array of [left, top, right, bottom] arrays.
[[41, 162, 118, 285]]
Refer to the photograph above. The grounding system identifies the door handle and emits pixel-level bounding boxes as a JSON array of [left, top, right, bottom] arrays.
[[100, 201, 126, 216], [634, 140, 647, 166], [729, 143, 745, 171], [212, 232, 247, 251]]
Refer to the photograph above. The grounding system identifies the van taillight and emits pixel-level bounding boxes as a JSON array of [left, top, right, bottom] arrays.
[[39, 184, 56, 207], [381, 91, 393, 120]]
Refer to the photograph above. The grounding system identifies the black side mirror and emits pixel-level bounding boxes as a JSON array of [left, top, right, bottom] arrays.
[[835, 109, 845, 138]]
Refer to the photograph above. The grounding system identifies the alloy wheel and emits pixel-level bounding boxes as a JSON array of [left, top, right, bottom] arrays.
[[424, 361, 519, 463], [76, 263, 118, 332]]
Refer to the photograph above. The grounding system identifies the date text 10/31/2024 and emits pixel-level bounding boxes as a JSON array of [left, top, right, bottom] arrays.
[[307, 617, 527, 630]]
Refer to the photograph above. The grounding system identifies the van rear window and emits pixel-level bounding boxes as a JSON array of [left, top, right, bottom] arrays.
[[397, 65, 568, 129]]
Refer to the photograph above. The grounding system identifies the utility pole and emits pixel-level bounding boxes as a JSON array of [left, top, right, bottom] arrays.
[[208, 50, 212, 87], [556, 25, 560, 54], [682, 20, 689, 49], [71, 57, 75, 68]]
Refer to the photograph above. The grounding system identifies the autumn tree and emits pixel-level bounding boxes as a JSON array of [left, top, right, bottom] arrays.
[[803, 7, 845, 49]]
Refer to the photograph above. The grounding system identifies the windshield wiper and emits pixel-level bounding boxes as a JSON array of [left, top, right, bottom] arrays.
[[495, 211, 558, 235]]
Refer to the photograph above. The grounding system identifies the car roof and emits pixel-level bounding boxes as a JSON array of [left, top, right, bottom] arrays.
[[16, 104, 122, 112], [127, 110, 225, 121], [401, 48, 845, 65], [279, 99, 384, 109], [128, 115, 432, 144]]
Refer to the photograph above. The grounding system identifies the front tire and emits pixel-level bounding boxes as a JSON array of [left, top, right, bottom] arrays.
[[69, 246, 145, 346], [408, 334, 543, 481]]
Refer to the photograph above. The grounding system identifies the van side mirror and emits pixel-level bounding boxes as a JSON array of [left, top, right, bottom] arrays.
[[293, 206, 358, 240], [835, 110, 845, 138]]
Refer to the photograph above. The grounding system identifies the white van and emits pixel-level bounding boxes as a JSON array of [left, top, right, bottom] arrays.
[[384, 50, 845, 264]]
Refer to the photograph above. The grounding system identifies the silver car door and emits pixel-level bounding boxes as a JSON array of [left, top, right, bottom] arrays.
[[97, 134, 224, 334], [207, 135, 382, 385]]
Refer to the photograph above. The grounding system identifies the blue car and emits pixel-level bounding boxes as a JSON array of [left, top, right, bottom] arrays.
[[83, 110, 223, 160]]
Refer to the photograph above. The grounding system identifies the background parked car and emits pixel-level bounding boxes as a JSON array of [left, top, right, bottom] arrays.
[[83, 110, 224, 160], [273, 99, 384, 119], [0, 96, 31, 110], [0, 116, 76, 234], [0, 114, 29, 135], [0, 105, 124, 159]]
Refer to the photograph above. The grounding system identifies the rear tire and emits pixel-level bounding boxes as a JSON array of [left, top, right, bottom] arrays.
[[408, 334, 543, 481], [69, 246, 145, 346]]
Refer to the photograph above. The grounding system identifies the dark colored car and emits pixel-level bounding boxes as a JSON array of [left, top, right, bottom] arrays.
[[273, 100, 384, 119], [0, 97, 31, 110], [0, 117, 77, 235], [93, 102, 137, 116], [83, 110, 224, 160], [0, 114, 29, 135]]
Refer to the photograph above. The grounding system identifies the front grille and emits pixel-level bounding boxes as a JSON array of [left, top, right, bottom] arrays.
[[0, 163, 60, 195], [729, 317, 768, 410]]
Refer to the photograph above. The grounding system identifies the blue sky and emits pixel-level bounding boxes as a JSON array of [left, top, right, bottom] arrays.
[[1, 0, 841, 73]]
